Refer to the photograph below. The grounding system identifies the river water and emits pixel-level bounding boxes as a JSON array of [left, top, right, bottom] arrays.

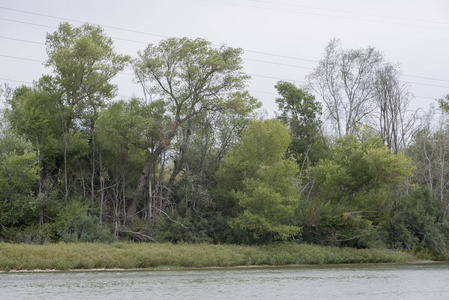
[[1, 264, 449, 299]]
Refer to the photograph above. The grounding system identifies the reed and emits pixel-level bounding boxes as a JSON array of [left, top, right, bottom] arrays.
[[0, 242, 415, 272]]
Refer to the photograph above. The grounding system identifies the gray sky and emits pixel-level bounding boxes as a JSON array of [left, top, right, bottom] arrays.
[[1, 0, 448, 115]]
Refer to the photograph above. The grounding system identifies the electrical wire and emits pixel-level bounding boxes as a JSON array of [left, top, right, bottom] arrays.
[[0, 76, 438, 102], [0, 6, 447, 102], [246, 0, 449, 26], [1, 9, 448, 83], [2, 34, 448, 85], [1, 53, 448, 90], [198, 0, 449, 31]]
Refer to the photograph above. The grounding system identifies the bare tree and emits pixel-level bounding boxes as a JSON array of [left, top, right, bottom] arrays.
[[374, 64, 417, 153], [308, 39, 383, 137], [409, 104, 449, 214]]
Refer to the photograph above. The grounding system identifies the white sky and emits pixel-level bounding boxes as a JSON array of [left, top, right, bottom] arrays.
[[1, 0, 448, 115]]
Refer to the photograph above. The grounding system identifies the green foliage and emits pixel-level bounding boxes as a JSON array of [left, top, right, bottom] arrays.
[[129, 37, 257, 219], [230, 160, 302, 240], [55, 201, 114, 243], [218, 119, 302, 240], [6, 84, 63, 179], [298, 135, 415, 247], [95, 98, 160, 187], [0, 134, 39, 227], [135, 37, 248, 119], [275, 81, 323, 164], [437, 94, 449, 113], [2, 28, 449, 257], [296, 198, 383, 248], [216, 119, 292, 196], [7, 85, 62, 142], [0, 224, 55, 244], [0, 242, 414, 272], [313, 135, 413, 206], [383, 188, 449, 252], [45, 22, 130, 111], [154, 208, 214, 244], [96, 98, 166, 152]]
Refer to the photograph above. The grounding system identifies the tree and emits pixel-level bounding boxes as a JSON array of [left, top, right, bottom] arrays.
[[130, 37, 255, 219], [0, 134, 39, 228], [313, 135, 413, 206], [308, 39, 383, 137], [275, 81, 325, 188], [218, 119, 302, 240], [409, 99, 449, 215], [6, 84, 62, 195], [383, 188, 449, 252], [374, 64, 417, 153], [45, 22, 129, 198], [0, 83, 12, 124], [95, 98, 165, 232], [302, 134, 414, 246]]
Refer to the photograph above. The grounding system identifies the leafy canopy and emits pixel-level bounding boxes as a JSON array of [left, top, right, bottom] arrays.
[[219, 119, 302, 240], [313, 135, 414, 206]]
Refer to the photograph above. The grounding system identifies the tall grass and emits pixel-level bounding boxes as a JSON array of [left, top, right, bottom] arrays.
[[0, 242, 415, 272]]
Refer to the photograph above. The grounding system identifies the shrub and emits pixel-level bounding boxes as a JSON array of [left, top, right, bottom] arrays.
[[55, 201, 114, 243]]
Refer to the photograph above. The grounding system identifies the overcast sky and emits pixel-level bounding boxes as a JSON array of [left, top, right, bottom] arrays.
[[1, 0, 448, 115]]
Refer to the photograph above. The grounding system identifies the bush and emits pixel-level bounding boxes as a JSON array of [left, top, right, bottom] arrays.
[[55, 201, 114, 243], [0, 224, 55, 244], [154, 208, 213, 243], [383, 188, 449, 253]]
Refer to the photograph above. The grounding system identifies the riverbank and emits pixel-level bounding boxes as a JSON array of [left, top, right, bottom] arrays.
[[0, 242, 421, 272]]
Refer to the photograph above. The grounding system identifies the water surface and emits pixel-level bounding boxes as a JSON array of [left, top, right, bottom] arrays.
[[1, 264, 448, 299]]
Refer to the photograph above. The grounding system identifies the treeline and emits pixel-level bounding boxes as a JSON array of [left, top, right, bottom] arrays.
[[1, 23, 449, 255]]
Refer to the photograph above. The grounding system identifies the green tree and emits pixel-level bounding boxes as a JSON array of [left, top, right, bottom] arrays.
[[383, 188, 449, 253], [275, 81, 323, 164], [313, 135, 412, 206], [0, 134, 39, 229], [95, 98, 165, 233], [218, 119, 302, 240], [45, 22, 129, 198], [300, 134, 414, 246], [151, 103, 259, 243], [230, 160, 302, 240], [7, 83, 62, 191], [131, 37, 255, 219]]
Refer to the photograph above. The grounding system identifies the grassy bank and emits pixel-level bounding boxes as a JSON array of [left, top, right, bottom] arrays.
[[0, 242, 417, 272]]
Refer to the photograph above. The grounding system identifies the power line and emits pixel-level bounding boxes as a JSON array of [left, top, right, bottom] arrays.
[[247, 0, 449, 26], [2, 53, 449, 90], [4, 34, 449, 85], [244, 58, 314, 70], [249, 90, 277, 96], [0, 77, 33, 84], [0, 6, 319, 62], [2, 8, 449, 84], [199, 0, 449, 31], [0, 76, 441, 102], [0, 36, 45, 45], [402, 74, 449, 84], [0, 6, 169, 39], [248, 73, 306, 84], [403, 81, 449, 89], [0, 17, 56, 29], [0, 19, 150, 46], [247, 89, 439, 101], [0, 54, 44, 63], [1, 8, 448, 91]]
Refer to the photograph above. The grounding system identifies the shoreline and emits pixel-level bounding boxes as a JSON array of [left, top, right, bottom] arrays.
[[2, 261, 448, 273], [1, 242, 445, 273]]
